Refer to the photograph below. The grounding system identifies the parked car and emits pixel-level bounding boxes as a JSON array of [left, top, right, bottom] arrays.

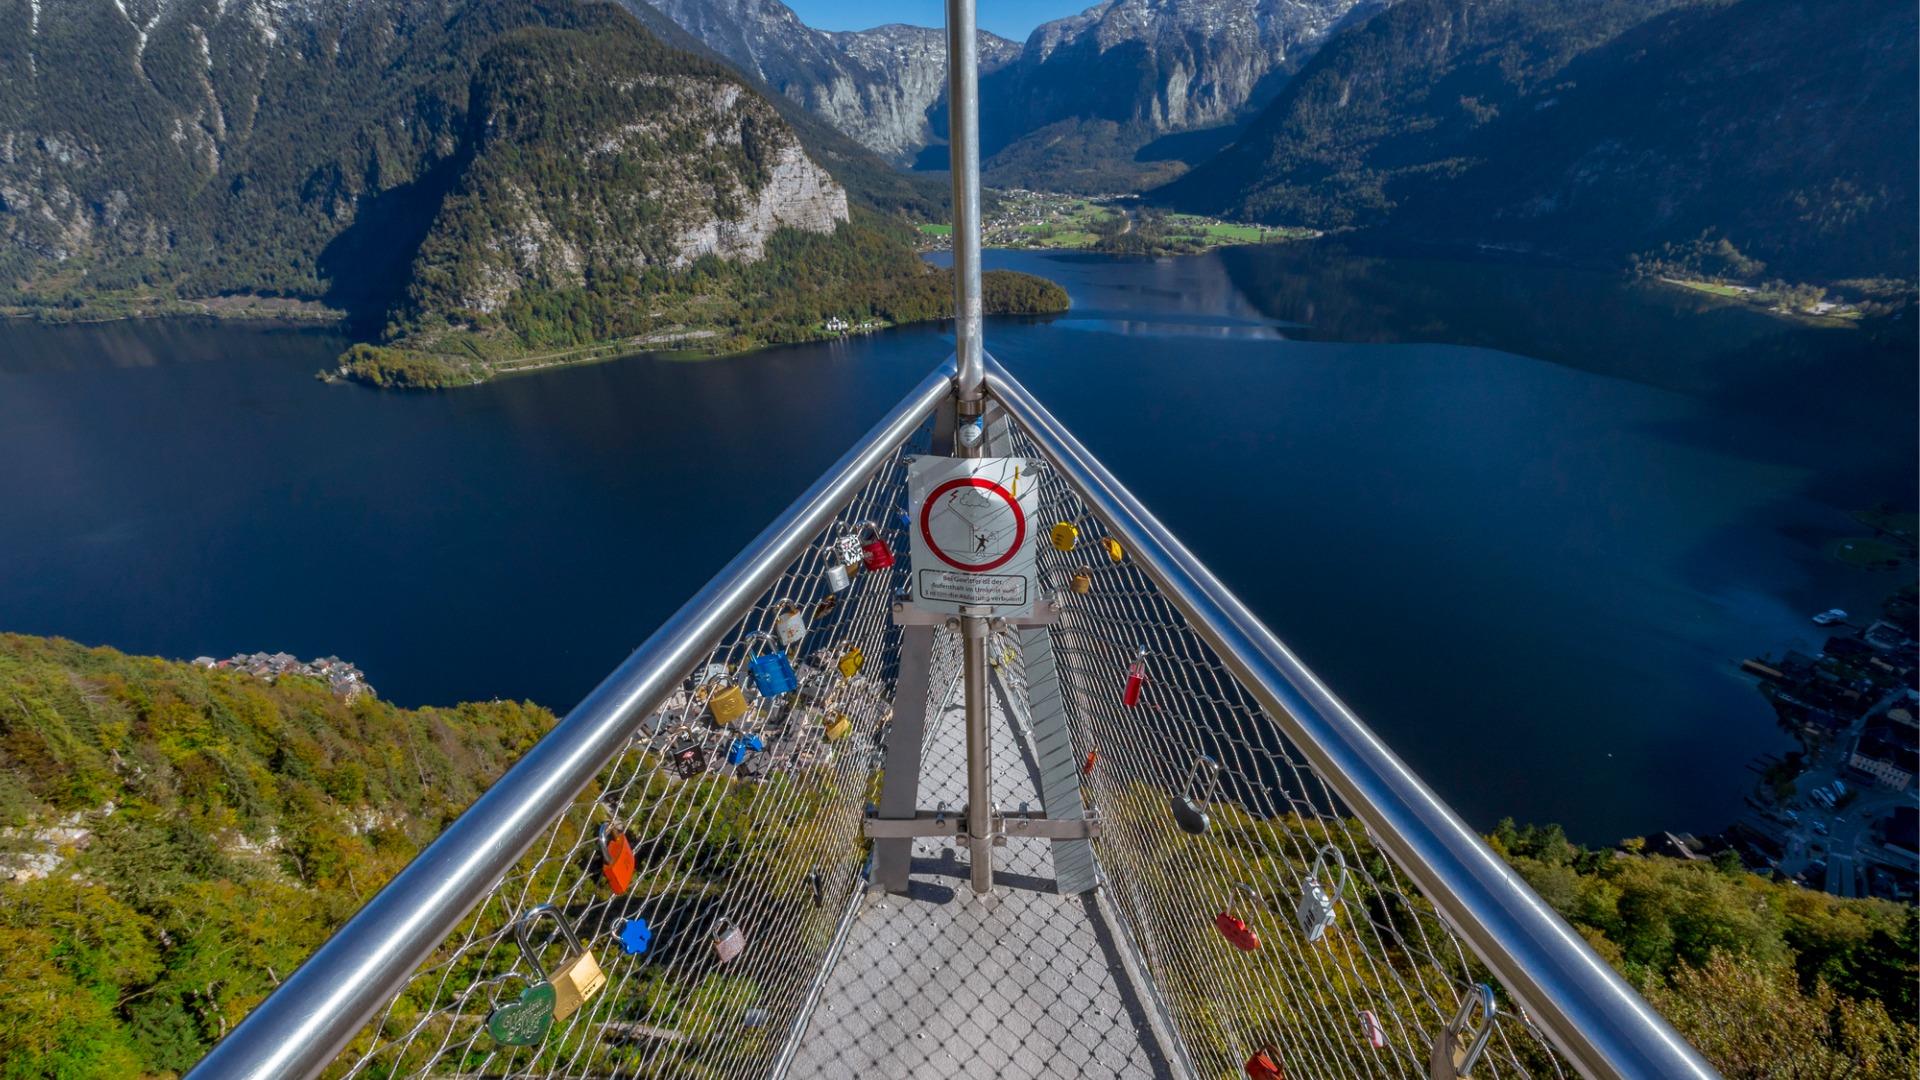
[[1813, 609, 1848, 625]]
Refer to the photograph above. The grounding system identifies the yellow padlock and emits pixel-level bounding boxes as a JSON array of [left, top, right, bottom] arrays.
[[824, 714, 852, 741], [838, 646, 864, 679], [1070, 569, 1092, 594], [1050, 522, 1080, 551], [1101, 537, 1124, 563], [514, 905, 606, 1023], [708, 677, 747, 726]]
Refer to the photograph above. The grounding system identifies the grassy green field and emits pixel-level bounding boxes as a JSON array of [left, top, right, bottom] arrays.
[[917, 223, 953, 236]]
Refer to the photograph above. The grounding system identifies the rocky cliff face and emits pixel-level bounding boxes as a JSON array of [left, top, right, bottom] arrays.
[[635, 0, 1018, 162], [0, 0, 863, 325]]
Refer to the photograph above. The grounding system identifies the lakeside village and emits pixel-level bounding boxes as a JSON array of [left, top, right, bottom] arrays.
[[915, 189, 1315, 255], [191, 651, 376, 703]]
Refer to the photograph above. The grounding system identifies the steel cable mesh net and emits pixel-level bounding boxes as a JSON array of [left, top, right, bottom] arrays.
[[995, 414, 1569, 1080], [325, 423, 930, 1080]]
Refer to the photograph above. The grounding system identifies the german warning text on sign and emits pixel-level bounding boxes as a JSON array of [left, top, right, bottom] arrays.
[[906, 455, 1039, 617]]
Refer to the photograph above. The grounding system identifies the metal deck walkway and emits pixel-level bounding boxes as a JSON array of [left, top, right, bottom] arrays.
[[788, 633, 1175, 1078]]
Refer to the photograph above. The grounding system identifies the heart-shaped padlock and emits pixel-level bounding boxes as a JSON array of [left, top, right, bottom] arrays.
[[1215, 910, 1261, 951], [488, 981, 557, 1046]]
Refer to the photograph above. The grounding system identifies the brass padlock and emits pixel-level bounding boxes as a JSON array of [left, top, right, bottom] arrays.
[[1101, 537, 1124, 563], [824, 714, 853, 741], [838, 646, 864, 679], [707, 673, 748, 727], [1070, 568, 1092, 594], [513, 905, 606, 1023]]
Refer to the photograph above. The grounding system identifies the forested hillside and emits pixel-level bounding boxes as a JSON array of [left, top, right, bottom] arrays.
[[1, 634, 1912, 1077], [0, 0, 1061, 381], [1163, 0, 1917, 283]]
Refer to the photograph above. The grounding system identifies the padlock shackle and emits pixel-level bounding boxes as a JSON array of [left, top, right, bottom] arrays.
[[1309, 842, 1351, 899], [1180, 755, 1221, 802], [596, 821, 623, 864], [1439, 983, 1499, 1080], [512, 904, 586, 984]]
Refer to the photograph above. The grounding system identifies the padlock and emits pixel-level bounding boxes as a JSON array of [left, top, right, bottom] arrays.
[[1215, 910, 1261, 951], [711, 917, 747, 963], [618, 917, 653, 956], [1123, 649, 1147, 707], [487, 977, 556, 1046], [599, 822, 635, 895], [838, 646, 864, 679], [728, 733, 765, 766], [824, 714, 853, 741], [834, 530, 865, 569], [744, 633, 798, 698], [859, 522, 895, 571], [813, 593, 841, 621], [1070, 568, 1092, 594], [1295, 844, 1350, 942], [1050, 521, 1080, 551], [1360, 1009, 1386, 1049], [1245, 1045, 1286, 1080], [512, 905, 605, 1023], [1082, 749, 1098, 776], [1170, 756, 1221, 835], [773, 601, 808, 649], [706, 669, 748, 726], [808, 868, 826, 908], [1101, 537, 1124, 563], [666, 742, 708, 779], [825, 560, 852, 593], [1430, 985, 1497, 1080]]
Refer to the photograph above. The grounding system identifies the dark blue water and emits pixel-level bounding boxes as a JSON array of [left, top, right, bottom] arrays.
[[1, 244, 1911, 844]]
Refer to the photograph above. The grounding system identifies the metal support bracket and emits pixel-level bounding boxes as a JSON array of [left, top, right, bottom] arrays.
[[862, 809, 1103, 841]]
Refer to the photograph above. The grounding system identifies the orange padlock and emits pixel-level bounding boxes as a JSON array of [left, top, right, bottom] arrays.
[[599, 823, 635, 895], [1245, 1045, 1286, 1080], [1082, 749, 1098, 776], [1216, 910, 1261, 951]]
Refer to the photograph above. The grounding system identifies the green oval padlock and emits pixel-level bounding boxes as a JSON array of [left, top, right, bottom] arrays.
[[488, 980, 556, 1045]]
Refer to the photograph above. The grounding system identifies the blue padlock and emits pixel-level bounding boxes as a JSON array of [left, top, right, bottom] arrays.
[[747, 640, 797, 697], [728, 734, 766, 765]]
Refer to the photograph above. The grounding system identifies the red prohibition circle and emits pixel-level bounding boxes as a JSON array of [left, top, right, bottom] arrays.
[[920, 477, 1027, 572]]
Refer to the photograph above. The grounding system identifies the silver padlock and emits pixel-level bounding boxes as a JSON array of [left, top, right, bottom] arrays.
[[711, 916, 746, 964], [824, 556, 852, 593], [773, 599, 807, 649], [1430, 984, 1496, 1080], [1295, 843, 1350, 942], [513, 904, 606, 1023], [1170, 756, 1222, 835]]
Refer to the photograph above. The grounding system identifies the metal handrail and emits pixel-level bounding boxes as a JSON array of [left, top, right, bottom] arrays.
[[983, 356, 1721, 1080], [184, 361, 956, 1080]]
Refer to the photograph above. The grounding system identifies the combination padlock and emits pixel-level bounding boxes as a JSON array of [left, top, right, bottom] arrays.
[[1170, 756, 1221, 835], [1295, 844, 1350, 943], [744, 633, 797, 698], [599, 822, 635, 895], [1215, 909, 1261, 951], [1070, 568, 1093, 594], [1430, 985, 1497, 1080], [711, 917, 747, 964], [1050, 521, 1080, 551], [512, 905, 605, 1023], [1123, 648, 1148, 707], [839, 646, 865, 679], [773, 600, 808, 649], [859, 522, 895, 571], [1245, 1045, 1286, 1080]]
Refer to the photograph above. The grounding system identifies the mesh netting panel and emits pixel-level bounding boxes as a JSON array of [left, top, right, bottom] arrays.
[[328, 422, 930, 1079], [996, 413, 1569, 1080]]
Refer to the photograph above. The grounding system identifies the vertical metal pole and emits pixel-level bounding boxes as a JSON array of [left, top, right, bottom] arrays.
[[946, 0, 984, 405], [946, 0, 993, 893]]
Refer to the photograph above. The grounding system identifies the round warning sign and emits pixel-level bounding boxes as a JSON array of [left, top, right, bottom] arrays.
[[919, 477, 1028, 572]]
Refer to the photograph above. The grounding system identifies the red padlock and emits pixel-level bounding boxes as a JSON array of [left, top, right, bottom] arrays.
[[600, 823, 635, 895], [861, 523, 894, 571], [1216, 910, 1261, 951], [1123, 651, 1147, 707], [1082, 749, 1099, 776], [1245, 1046, 1286, 1080]]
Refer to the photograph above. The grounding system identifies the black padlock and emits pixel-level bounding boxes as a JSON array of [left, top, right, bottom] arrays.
[[1170, 756, 1221, 835]]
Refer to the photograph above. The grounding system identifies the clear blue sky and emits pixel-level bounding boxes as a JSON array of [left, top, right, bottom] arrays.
[[782, 0, 1095, 41]]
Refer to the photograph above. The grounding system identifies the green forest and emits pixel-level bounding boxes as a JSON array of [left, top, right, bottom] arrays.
[[0, 634, 1912, 1077]]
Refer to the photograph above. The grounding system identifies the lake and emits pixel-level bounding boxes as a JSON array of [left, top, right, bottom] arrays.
[[1, 243, 1911, 844]]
